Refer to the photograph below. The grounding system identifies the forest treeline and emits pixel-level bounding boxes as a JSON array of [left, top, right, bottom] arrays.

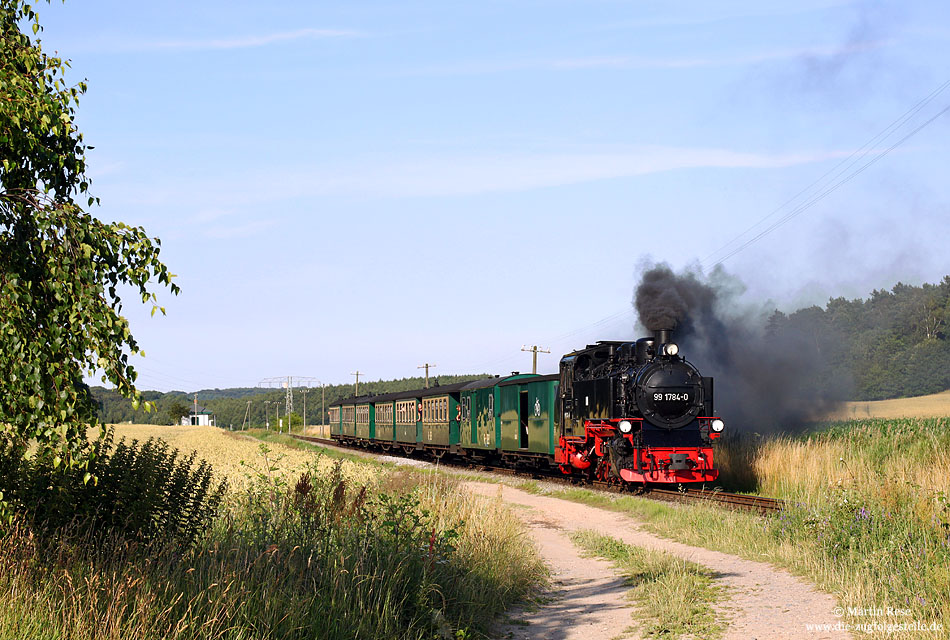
[[767, 275, 950, 401], [92, 374, 489, 428], [93, 275, 950, 426]]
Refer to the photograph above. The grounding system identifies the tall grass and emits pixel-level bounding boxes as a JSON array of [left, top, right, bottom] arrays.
[[0, 449, 544, 639], [710, 418, 950, 637]]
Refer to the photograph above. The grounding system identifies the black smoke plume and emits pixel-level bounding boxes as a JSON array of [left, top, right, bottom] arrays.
[[634, 263, 850, 432]]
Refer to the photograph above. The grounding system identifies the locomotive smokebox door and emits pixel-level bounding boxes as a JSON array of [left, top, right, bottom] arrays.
[[634, 359, 704, 429]]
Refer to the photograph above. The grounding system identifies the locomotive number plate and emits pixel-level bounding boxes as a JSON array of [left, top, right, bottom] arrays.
[[654, 393, 689, 402]]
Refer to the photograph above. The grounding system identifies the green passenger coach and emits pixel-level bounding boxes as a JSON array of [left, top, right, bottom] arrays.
[[459, 377, 501, 451], [328, 406, 341, 436], [499, 374, 559, 457], [328, 373, 559, 465], [418, 382, 468, 452], [373, 393, 396, 443], [341, 404, 356, 437], [393, 394, 418, 449], [355, 402, 374, 440]]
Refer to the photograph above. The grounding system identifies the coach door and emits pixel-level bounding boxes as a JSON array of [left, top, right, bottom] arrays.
[[519, 389, 529, 449]]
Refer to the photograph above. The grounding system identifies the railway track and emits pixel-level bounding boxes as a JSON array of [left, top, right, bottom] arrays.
[[289, 434, 784, 514]]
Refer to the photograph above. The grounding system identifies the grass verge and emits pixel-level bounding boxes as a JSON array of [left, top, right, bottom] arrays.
[[0, 428, 546, 640], [571, 529, 726, 639]]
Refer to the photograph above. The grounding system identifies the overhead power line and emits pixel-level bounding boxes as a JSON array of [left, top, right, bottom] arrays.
[[701, 78, 950, 268], [705, 98, 950, 269], [258, 376, 322, 421]]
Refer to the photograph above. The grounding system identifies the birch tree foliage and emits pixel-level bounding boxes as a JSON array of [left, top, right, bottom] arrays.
[[0, 0, 178, 477]]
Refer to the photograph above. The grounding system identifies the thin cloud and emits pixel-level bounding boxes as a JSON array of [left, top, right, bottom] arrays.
[[287, 146, 854, 198], [74, 28, 363, 54], [405, 40, 889, 75], [101, 145, 857, 214]]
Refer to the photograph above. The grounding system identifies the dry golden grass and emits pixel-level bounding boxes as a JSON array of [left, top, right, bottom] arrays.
[[107, 424, 379, 492], [823, 389, 950, 420], [754, 431, 950, 512]]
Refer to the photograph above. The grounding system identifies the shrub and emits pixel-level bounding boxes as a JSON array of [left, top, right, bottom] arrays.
[[5, 427, 226, 545]]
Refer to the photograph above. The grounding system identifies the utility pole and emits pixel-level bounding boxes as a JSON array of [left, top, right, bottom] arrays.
[[352, 371, 362, 396], [241, 400, 250, 430], [417, 363, 437, 389], [193, 393, 197, 425], [284, 376, 293, 417], [321, 383, 326, 426], [300, 388, 309, 431], [521, 345, 551, 374], [276, 402, 281, 433], [264, 401, 271, 429]]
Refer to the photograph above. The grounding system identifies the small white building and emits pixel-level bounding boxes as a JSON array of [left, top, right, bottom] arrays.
[[182, 405, 216, 427]]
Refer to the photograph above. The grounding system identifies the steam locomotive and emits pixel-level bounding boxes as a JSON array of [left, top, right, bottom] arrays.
[[328, 329, 724, 485]]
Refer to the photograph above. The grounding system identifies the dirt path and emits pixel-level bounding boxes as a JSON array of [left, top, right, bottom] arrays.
[[493, 508, 639, 640], [467, 483, 851, 640]]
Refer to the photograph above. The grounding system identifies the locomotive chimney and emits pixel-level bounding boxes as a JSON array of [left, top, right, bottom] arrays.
[[654, 328, 672, 346]]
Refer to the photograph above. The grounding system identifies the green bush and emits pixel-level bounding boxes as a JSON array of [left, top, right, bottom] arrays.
[[0, 456, 543, 640], [4, 427, 226, 545]]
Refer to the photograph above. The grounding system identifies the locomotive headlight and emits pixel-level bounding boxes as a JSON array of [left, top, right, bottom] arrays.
[[618, 420, 633, 434], [711, 419, 725, 432], [664, 343, 679, 356]]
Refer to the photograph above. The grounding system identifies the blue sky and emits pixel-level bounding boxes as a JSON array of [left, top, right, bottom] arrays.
[[35, 1, 950, 391]]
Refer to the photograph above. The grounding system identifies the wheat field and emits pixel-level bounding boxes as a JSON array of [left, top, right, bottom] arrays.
[[823, 389, 950, 420], [107, 424, 378, 491]]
